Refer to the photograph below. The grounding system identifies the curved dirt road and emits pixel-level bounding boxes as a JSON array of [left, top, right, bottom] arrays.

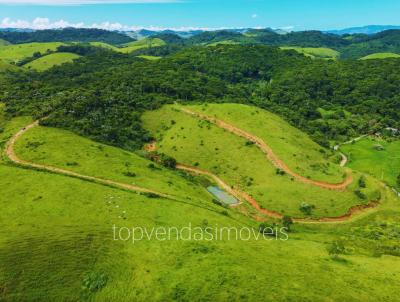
[[5, 120, 172, 199], [7, 120, 379, 224], [176, 163, 379, 223], [180, 108, 353, 191]]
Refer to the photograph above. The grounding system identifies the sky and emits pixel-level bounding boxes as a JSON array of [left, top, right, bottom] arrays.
[[0, 0, 399, 31]]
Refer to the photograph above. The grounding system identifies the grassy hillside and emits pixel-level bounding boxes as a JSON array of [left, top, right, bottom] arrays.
[[0, 38, 10, 46], [119, 38, 166, 53], [90, 38, 166, 54], [186, 103, 345, 183], [342, 137, 400, 189], [142, 104, 382, 218], [1, 113, 400, 301], [280, 46, 340, 59], [24, 52, 81, 71], [137, 55, 161, 61], [360, 52, 400, 60], [0, 42, 65, 64], [207, 40, 240, 46], [89, 41, 121, 52], [0, 59, 19, 72], [13, 125, 213, 202]]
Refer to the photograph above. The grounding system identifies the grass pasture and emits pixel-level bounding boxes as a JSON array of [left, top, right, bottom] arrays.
[[0, 42, 65, 64], [0, 60, 19, 72], [13, 124, 214, 202], [360, 52, 400, 60], [90, 38, 165, 54], [24, 52, 81, 71], [137, 55, 162, 61], [142, 104, 382, 218], [1, 113, 400, 301], [0, 38, 11, 46], [280, 46, 340, 59], [119, 38, 166, 53], [341, 137, 400, 189]]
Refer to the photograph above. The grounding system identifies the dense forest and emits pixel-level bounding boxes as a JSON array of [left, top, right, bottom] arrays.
[[1, 44, 399, 150], [0, 28, 134, 45]]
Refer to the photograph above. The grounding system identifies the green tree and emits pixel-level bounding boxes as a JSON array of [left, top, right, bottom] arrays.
[[282, 215, 294, 232], [358, 175, 366, 188], [299, 202, 315, 216], [327, 241, 346, 260]]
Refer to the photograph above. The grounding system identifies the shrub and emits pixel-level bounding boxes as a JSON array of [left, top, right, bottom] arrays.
[[276, 168, 286, 175], [327, 241, 346, 260], [354, 189, 366, 200], [358, 175, 366, 188], [282, 215, 294, 232], [299, 202, 315, 215], [123, 171, 136, 177]]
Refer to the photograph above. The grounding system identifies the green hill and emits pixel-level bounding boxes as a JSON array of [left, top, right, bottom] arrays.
[[1, 109, 400, 301], [360, 52, 400, 60], [90, 38, 166, 54], [0, 59, 19, 72], [119, 38, 166, 53], [342, 137, 400, 189], [0, 38, 11, 46], [142, 103, 381, 218], [0, 42, 65, 64], [280, 46, 340, 59], [24, 52, 81, 71]]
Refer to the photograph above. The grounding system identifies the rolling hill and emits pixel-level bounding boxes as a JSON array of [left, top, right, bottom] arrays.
[[360, 52, 400, 60], [142, 103, 382, 219], [23, 52, 81, 71], [1, 93, 400, 301], [280, 46, 340, 59], [0, 42, 65, 64], [0, 38, 10, 46]]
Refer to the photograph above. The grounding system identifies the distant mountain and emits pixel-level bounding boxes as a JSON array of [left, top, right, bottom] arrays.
[[327, 25, 400, 35], [0, 28, 134, 45]]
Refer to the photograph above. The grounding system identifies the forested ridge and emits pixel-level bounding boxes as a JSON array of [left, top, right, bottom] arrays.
[[0, 28, 134, 45], [1, 44, 399, 150]]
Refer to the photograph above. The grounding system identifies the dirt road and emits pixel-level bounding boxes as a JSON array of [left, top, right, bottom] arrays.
[[180, 108, 353, 191], [176, 162, 378, 223], [5, 121, 172, 199]]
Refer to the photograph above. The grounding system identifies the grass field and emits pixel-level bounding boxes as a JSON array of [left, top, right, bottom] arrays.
[[0, 60, 19, 72], [0, 42, 65, 64], [90, 38, 165, 54], [142, 104, 382, 218], [0, 39, 11, 46], [280, 46, 340, 59], [341, 137, 400, 189], [1, 113, 400, 301], [13, 125, 214, 202], [89, 42, 121, 52], [24, 52, 81, 71], [137, 55, 162, 61], [119, 38, 166, 53], [207, 40, 240, 46], [360, 52, 400, 60]]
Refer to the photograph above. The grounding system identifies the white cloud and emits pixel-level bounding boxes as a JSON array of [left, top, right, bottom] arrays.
[[251, 14, 258, 19], [0, 0, 179, 5], [0, 17, 227, 31]]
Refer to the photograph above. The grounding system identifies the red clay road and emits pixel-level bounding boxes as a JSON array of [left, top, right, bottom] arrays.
[[180, 108, 353, 191]]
